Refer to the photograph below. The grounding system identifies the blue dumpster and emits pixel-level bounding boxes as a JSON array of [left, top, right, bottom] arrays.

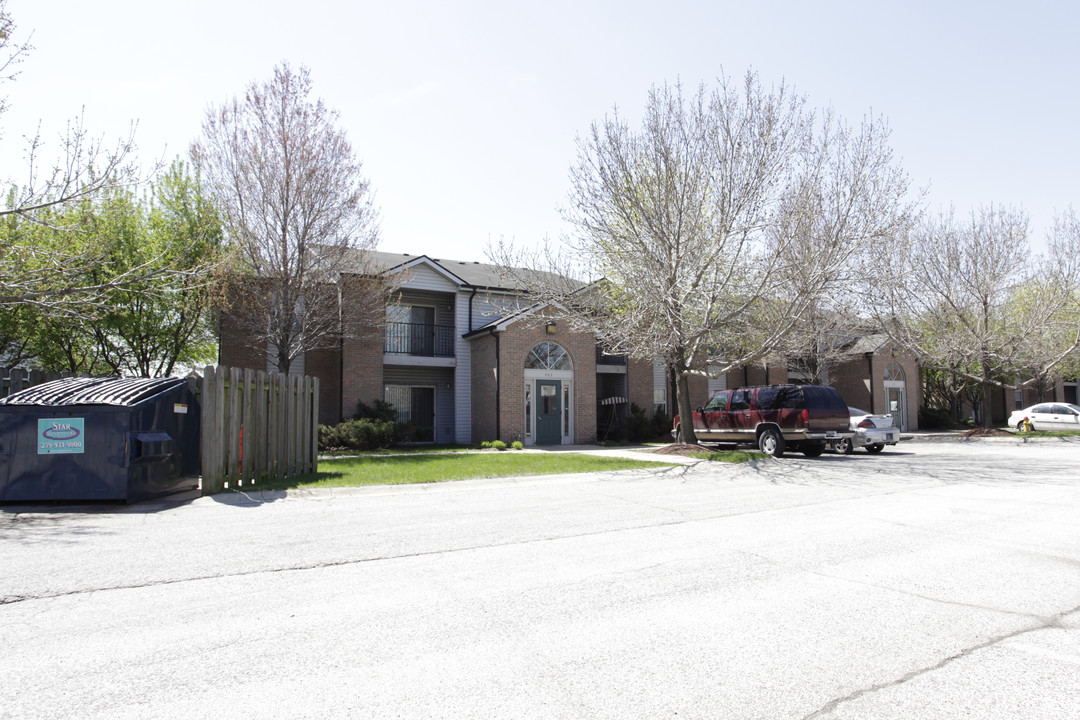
[[0, 377, 200, 503]]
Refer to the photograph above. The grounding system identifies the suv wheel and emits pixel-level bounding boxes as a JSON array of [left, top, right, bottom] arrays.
[[758, 428, 785, 457]]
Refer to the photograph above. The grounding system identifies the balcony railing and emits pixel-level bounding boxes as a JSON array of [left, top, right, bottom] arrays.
[[385, 322, 456, 357], [596, 348, 627, 365]]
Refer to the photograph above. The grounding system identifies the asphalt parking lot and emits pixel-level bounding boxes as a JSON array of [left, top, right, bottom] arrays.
[[2, 438, 1078, 719]]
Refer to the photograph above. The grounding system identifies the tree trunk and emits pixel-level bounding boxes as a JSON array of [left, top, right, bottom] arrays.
[[674, 356, 698, 444], [278, 345, 291, 376], [981, 360, 994, 428], [981, 383, 994, 428]]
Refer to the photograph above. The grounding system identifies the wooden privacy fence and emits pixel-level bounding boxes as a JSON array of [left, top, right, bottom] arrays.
[[198, 365, 319, 494], [1, 368, 82, 399], [1, 364, 318, 494]]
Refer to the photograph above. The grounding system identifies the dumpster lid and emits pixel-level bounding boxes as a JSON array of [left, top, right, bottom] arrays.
[[0, 377, 186, 407]]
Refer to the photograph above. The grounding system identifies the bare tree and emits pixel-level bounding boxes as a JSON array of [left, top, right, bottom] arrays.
[[192, 63, 385, 374], [0, 2, 215, 329], [878, 205, 1080, 426], [493, 75, 915, 443]]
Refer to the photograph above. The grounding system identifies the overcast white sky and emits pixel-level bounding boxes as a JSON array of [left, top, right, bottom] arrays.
[[2, 0, 1076, 261]]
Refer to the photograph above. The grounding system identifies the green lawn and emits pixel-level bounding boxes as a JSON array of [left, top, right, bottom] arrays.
[[320, 444, 475, 456], [694, 450, 770, 462], [1011, 429, 1080, 438], [230, 452, 681, 492]]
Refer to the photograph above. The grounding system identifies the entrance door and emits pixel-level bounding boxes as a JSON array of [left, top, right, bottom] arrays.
[[887, 386, 906, 430], [409, 306, 435, 356], [536, 380, 562, 445], [410, 387, 435, 441]]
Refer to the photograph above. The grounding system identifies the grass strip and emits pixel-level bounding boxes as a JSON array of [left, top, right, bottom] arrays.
[[234, 452, 680, 492], [698, 450, 769, 462]]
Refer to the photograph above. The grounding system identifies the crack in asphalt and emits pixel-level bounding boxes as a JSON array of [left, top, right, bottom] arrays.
[[800, 602, 1080, 719], [0, 475, 948, 607]]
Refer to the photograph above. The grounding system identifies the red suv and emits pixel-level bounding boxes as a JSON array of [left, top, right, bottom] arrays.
[[673, 385, 853, 457]]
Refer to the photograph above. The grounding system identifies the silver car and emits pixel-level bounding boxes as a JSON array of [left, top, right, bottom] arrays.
[[829, 407, 899, 454], [1008, 403, 1080, 432]]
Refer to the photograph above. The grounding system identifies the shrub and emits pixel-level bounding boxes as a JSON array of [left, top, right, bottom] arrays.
[[318, 418, 400, 451], [918, 406, 952, 429], [651, 408, 671, 438], [511, 441, 523, 450], [356, 399, 398, 423], [480, 441, 493, 449], [626, 403, 653, 442], [491, 440, 508, 451]]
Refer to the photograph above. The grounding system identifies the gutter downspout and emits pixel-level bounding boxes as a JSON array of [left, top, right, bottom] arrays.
[[468, 287, 478, 333], [491, 328, 501, 441], [866, 352, 875, 412]]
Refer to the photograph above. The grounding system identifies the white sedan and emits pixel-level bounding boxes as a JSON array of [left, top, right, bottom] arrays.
[[829, 407, 900, 454], [1008, 403, 1080, 432]]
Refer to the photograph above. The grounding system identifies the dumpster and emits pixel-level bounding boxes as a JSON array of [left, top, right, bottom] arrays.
[[0, 377, 200, 503]]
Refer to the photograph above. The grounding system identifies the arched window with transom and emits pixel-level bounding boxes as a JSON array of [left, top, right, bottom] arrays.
[[524, 342, 573, 371], [884, 361, 906, 383]]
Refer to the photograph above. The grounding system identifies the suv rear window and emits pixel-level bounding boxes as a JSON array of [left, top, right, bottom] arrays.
[[756, 386, 804, 411], [801, 386, 847, 411]]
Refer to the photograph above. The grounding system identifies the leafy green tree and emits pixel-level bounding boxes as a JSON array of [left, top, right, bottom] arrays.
[[879, 206, 1080, 426], [96, 160, 224, 376], [0, 160, 223, 375]]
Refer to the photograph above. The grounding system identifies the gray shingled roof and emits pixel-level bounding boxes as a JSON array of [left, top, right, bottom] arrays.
[[847, 333, 891, 355], [365, 250, 580, 292], [363, 251, 511, 289]]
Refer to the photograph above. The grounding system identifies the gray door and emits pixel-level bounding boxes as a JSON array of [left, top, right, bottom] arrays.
[[536, 380, 561, 445]]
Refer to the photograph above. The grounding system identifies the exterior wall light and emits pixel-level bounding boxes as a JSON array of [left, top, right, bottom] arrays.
[[546, 322, 557, 334]]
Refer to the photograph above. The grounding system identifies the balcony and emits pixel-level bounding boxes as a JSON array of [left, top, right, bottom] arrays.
[[385, 322, 456, 358], [596, 348, 627, 366]]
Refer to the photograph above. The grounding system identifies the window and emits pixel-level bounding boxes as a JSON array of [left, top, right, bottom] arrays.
[[884, 362, 906, 383], [563, 384, 570, 437], [730, 390, 750, 411], [384, 385, 435, 442], [525, 342, 572, 370], [385, 305, 437, 356], [524, 384, 532, 438], [704, 392, 728, 412]]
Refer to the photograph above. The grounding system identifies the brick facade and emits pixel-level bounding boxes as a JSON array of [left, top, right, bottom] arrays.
[[341, 326, 384, 421], [831, 343, 920, 429], [305, 346, 341, 424], [627, 358, 654, 413], [491, 318, 598, 445], [469, 333, 498, 443], [217, 311, 267, 373]]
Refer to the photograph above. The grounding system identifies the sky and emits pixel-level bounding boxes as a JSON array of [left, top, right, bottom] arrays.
[[1, 0, 1077, 262]]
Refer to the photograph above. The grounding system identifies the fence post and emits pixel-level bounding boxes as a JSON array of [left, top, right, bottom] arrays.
[[255, 370, 268, 483], [301, 375, 312, 473], [268, 372, 280, 481], [227, 366, 241, 486], [9, 368, 25, 394], [241, 368, 255, 485], [200, 365, 224, 495], [311, 376, 320, 473]]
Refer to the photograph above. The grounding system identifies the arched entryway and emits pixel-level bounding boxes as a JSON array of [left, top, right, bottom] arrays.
[[884, 361, 908, 430], [524, 342, 574, 445]]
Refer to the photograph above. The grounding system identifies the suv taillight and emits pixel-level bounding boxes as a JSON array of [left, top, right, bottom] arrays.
[[801, 408, 808, 426]]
